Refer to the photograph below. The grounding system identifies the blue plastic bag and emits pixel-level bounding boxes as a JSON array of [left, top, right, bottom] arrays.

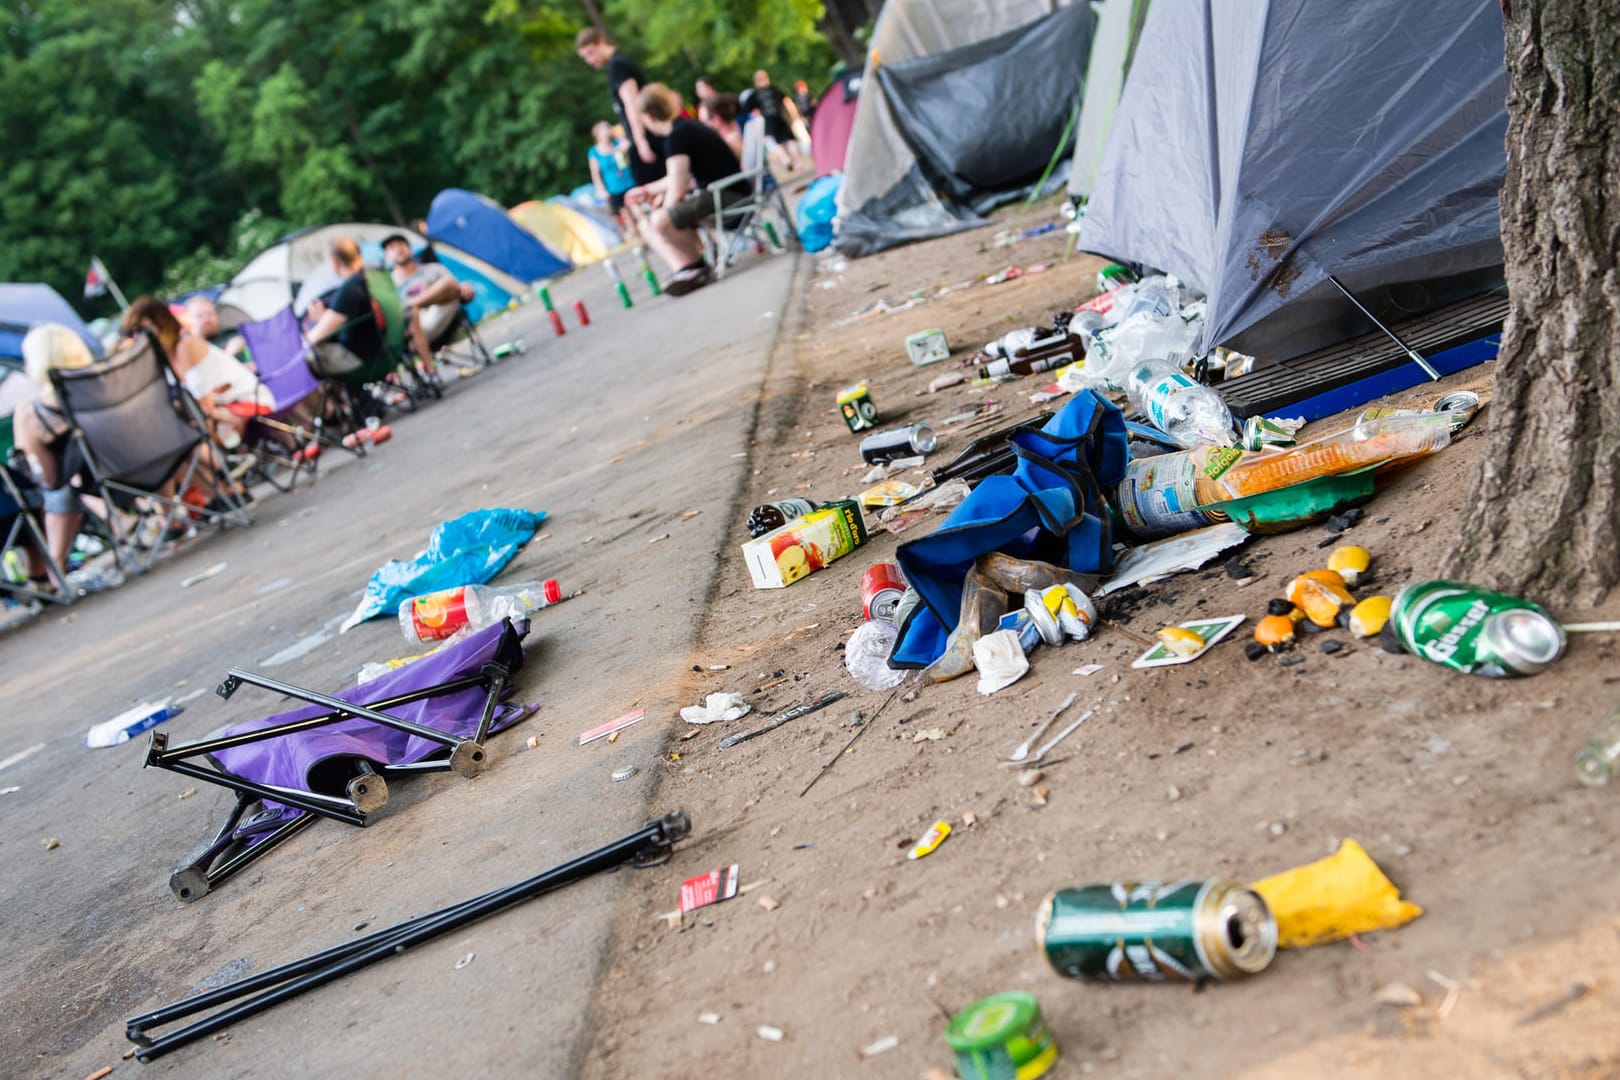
[[892, 392, 1128, 666], [796, 174, 842, 254], [340, 508, 547, 632]]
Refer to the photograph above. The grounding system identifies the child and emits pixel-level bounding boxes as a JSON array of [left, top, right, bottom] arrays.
[[587, 122, 635, 215]]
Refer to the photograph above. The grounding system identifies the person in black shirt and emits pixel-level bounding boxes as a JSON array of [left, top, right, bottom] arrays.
[[738, 69, 802, 169], [575, 27, 665, 188], [305, 236, 382, 376], [623, 82, 748, 296]]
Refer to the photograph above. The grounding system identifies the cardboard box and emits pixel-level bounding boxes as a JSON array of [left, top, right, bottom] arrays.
[[905, 328, 950, 366], [742, 499, 869, 589]]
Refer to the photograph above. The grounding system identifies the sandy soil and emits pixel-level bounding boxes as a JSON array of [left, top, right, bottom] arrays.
[[584, 199, 1620, 1079]]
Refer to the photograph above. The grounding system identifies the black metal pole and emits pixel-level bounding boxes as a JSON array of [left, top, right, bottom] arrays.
[[218, 669, 474, 750], [129, 812, 690, 1062]]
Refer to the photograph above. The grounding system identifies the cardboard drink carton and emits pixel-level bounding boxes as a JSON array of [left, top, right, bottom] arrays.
[[742, 499, 869, 589]]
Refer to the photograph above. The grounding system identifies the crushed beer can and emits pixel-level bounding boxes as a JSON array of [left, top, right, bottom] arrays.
[[1390, 579, 1565, 677]]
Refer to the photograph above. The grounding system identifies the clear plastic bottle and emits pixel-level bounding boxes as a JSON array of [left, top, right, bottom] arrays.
[[398, 580, 562, 644], [1124, 360, 1237, 448], [845, 620, 906, 691], [1575, 706, 1620, 787]]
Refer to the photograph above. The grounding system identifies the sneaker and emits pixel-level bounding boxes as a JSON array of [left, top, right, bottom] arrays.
[[662, 264, 712, 297]]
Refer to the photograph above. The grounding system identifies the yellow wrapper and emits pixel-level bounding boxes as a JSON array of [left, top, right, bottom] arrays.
[[1251, 838, 1422, 948]]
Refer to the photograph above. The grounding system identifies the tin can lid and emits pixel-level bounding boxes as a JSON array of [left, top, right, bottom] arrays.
[[1489, 608, 1566, 665], [945, 992, 1039, 1052], [611, 765, 637, 782]]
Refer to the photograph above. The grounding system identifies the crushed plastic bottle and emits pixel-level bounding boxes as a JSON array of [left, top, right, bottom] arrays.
[[398, 580, 562, 644], [845, 620, 906, 691], [1125, 360, 1237, 448], [66, 564, 126, 596]]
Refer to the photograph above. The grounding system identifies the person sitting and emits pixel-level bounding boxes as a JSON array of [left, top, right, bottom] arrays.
[[699, 93, 745, 160], [183, 295, 248, 359], [623, 82, 748, 296], [381, 234, 475, 369], [304, 236, 384, 379], [10, 324, 95, 578], [126, 297, 275, 450]]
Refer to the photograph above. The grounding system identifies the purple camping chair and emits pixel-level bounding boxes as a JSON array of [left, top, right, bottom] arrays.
[[238, 308, 359, 490], [146, 618, 534, 902]]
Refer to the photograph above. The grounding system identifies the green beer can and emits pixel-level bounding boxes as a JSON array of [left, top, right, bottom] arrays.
[[944, 992, 1058, 1080], [1037, 879, 1277, 983], [1390, 579, 1566, 677]]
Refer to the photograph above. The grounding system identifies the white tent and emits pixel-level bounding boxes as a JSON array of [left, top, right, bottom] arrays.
[[1067, 0, 1152, 200]]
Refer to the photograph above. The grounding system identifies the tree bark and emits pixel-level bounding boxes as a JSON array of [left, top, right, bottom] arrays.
[[818, 0, 878, 69], [1446, 0, 1620, 606], [578, 0, 607, 36]]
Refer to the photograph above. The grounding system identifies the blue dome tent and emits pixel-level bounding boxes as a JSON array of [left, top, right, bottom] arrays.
[[425, 189, 571, 283]]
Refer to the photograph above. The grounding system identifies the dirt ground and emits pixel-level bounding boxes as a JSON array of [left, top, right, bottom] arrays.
[[582, 198, 1620, 1079]]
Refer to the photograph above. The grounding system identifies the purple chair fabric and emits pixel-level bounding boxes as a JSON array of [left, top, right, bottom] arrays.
[[240, 308, 321, 419], [212, 619, 531, 810]]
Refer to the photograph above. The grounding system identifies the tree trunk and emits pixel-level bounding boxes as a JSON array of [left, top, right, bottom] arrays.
[[1446, 0, 1620, 606], [578, 0, 607, 36], [819, 0, 877, 69]]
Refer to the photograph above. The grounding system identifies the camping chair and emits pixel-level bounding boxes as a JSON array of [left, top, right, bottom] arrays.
[[707, 114, 800, 281], [148, 618, 532, 901], [364, 269, 442, 405], [427, 303, 495, 372], [0, 415, 72, 604], [50, 332, 252, 574], [237, 308, 356, 490]]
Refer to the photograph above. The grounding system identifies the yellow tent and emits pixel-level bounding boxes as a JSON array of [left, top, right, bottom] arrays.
[[509, 201, 615, 266]]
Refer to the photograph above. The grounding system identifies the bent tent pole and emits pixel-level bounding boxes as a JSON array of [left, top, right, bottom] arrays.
[[1326, 274, 1441, 381]]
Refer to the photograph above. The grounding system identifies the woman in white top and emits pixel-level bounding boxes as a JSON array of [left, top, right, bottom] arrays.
[[124, 297, 274, 448]]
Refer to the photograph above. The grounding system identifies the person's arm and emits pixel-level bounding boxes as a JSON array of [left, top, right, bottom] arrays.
[[619, 80, 656, 163], [662, 153, 692, 204], [306, 301, 347, 346]]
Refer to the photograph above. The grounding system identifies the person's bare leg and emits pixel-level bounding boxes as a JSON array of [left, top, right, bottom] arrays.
[[645, 208, 704, 273], [408, 309, 433, 366], [44, 510, 81, 568]]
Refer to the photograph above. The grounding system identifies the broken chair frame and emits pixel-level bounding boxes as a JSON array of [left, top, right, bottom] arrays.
[[146, 653, 518, 903]]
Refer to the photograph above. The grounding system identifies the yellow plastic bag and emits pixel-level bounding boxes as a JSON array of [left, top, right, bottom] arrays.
[[1250, 839, 1422, 948]]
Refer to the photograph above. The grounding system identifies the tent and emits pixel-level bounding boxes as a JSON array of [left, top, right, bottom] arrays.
[[216, 223, 525, 329], [809, 68, 862, 177], [549, 197, 622, 250], [1078, 0, 1507, 362], [0, 283, 103, 369], [509, 200, 615, 266], [426, 189, 570, 283], [834, 0, 1097, 258], [1066, 0, 1152, 201]]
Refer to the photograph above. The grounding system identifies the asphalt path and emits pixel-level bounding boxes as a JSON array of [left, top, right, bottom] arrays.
[[0, 247, 799, 1078]]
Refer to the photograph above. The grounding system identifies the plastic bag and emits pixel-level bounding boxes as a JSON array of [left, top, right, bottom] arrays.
[[846, 621, 907, 691], [796, 174, 842, 254], [921, 553, 1098, 683], [340, 508, 546, 633]]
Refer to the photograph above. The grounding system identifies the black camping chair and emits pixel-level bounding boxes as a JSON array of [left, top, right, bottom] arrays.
[[0, 416, 72, 604], [707, 114, 799, 280], [51, 332, 251, 573]]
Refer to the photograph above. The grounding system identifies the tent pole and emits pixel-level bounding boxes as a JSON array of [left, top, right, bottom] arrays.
[[1326, 275, 1441, 381]]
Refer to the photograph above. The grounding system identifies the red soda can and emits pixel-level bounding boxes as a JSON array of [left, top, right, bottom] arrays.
[[861, 562, 906, 624], [548, 309, 567, 336], [573, 299, 590, 326]]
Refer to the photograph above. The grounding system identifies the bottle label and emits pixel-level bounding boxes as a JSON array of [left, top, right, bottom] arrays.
[[1145, 372, 1198, 432], [408, 587, 471, 641]]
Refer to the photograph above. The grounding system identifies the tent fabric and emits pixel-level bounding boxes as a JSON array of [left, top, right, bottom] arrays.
[[0, 283, 104, 365], [1067, 0, 1153, 199], [216, 222, 524, 329], [809, 69, 862, 177], [548, 197, 622, 249], [891, 391, 1128, 667], [510, 201, 612, 266], [834, 0, 1092, 258], [1079, 0, 1507, 360], [426, 189, 570, 283]]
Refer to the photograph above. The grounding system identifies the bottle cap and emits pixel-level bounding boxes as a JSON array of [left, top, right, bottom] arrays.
[[543, 579, 563, 604]]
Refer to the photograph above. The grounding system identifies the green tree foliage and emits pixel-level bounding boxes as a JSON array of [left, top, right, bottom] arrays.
[[1, 0, 836, 305]]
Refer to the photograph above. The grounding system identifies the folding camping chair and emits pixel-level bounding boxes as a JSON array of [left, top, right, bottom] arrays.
[[147, 618, 532, 901], [0, 415, 72, 604], [706, 114, 800, 281], [364, 269, 442, 404], [236, 307, 359, 490], [50, 332, 252, 573]]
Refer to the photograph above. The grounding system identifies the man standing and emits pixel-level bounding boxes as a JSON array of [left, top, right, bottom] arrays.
[[623, 83, 748, 296], [575, 28, 665, 190], [739, 69, 802, 169], [381, 234, 475, 368]]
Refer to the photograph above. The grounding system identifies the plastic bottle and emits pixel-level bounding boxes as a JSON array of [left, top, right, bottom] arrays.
[[398, 579, 562, 644], [845, 620, 906, 691], [1213, 412, 1452, 499], [1124, 360, 1237, 449], [1575, 706, 1620, 787], [746, 499, 818, 538]]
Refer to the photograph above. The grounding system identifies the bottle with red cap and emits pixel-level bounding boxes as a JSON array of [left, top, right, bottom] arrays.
[[398, 579, 563, 644]]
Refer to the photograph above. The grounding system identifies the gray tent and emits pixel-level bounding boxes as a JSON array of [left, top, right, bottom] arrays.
[[835, 0, 1096, 257], [1078, 0, 1508, 361]]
